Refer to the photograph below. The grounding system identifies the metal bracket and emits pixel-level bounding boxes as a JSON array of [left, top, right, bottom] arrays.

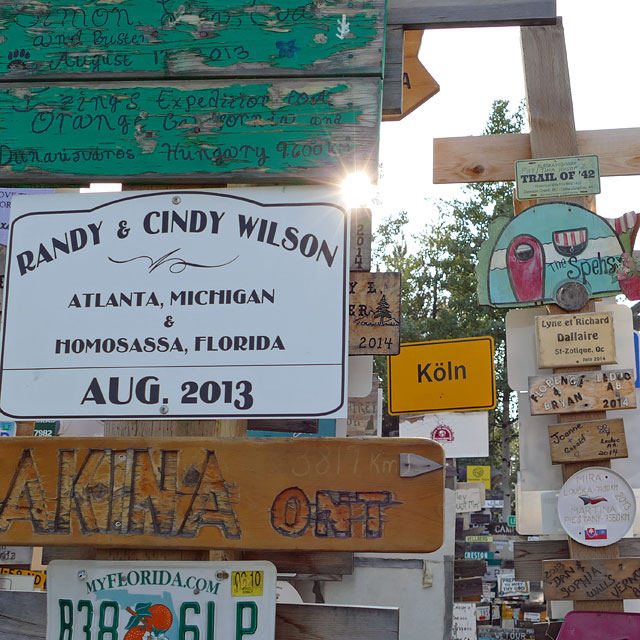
[[399, 453, 444, 477]]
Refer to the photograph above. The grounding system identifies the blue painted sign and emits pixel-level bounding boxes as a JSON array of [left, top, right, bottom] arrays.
[[477, 202, 640, 308]]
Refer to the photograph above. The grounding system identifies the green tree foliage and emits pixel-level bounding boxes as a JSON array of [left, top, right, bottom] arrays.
[[374, 99, 524, 490]]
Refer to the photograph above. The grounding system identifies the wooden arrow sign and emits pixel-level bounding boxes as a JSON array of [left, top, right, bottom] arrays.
[[382, 30, 439, 122], [0, 437, 445, 552]]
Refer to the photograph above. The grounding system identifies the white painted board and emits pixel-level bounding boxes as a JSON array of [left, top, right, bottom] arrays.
[[557, 466, 636, 546], [1, 188, 349, 419], [399, 411, 488, 457]]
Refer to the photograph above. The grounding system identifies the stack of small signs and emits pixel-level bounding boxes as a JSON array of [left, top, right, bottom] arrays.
[[533, 310, 638, 604], [474, 199, 640, 616], [532, 311, 636, 535]]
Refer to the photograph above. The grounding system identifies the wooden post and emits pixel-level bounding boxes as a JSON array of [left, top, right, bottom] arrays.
[[95, 182, 247, 564], [521, 20, 622, 612]]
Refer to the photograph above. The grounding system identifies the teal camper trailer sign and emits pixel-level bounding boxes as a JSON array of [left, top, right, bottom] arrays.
[[477, 202, 640, 309]]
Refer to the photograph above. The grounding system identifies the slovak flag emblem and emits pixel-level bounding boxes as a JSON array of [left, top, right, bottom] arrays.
[[585, 528, 607, 540]]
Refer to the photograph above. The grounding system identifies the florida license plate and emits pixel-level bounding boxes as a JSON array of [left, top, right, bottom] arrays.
[[46, 560, 276, 640]]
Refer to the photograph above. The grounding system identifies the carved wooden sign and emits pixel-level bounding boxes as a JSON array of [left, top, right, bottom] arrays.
[[528, 370, 636, 416], [349, 208, 372, 272], [0, 79, 380, 183], [476, 202, 640, 309], [548, 418, 628, 464], [0, 437, 445, 552], [536, 311, 617, 369], [1, 188, 348, 419], [0, 0, 385, 79], [348, 272, 401, 356], [543, 558, 640, 601]]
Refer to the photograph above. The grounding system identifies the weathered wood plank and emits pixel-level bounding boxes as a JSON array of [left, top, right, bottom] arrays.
[[382, 30, 439, 122], [382, 25, 404, 116], [528, 370, 636, 416], [387, 0, 556, 29], [0, 592, 399, 640], [0, 591, 45, 640], [348, 272, 401, 356], [521, 20, 578, 161], [0, 0, 385, 80], [514, 539, 640, 581], [0, 437, 445, 552], [247, 420, 319, 434], [454, 576, 483, 598], [548, 418, 628, 464], [454, 559, 487, 578], [350, 208, 372, 272], [242, 551, 354, 575], [276, 602, 399, 639], [0, 78, 381, 184], [433, 128, 640, 184], [543, 558, 640, 601], [44, 547, 355, 573]]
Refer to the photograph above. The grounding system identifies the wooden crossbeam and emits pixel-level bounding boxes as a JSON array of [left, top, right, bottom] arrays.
[[387, 0, 557, 30], [433, 128, 640, 184]]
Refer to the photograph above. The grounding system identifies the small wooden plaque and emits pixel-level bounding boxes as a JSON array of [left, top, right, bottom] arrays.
[[349, 272, 401, 355], [536, 312, 617, 368], [548, 418, 627, 464], [350, 208, 372, 271], [543, 558, 640, 601], [528, 370, 636, 415]]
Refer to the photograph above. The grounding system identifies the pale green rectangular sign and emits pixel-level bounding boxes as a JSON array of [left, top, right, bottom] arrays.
[[515, 154, 600, 200]]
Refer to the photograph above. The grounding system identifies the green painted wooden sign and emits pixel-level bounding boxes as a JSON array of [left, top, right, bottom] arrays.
[[0, 0, 384, 79], [0, 78, 380, 183]]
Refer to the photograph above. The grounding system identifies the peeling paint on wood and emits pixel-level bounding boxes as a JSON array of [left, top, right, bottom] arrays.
[[0, 78, 380, 183], [0, 437, 444, 552], [0, 0, 385, 79]]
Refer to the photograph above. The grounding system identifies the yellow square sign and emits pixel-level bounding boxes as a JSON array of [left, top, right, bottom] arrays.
[[467, 465, 491, 490], [387, 337, 496, 415]]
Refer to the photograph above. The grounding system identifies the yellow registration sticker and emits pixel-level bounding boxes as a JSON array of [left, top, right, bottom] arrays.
[[231, 570, 264, 597], [0, 567, 46, 590]]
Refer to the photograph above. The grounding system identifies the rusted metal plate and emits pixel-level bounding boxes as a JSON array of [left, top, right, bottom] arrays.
[[349, 272, 401, 356], [0, 437, 444, 552], [0, 79, 380, 183], [0, 0, 385, 80]]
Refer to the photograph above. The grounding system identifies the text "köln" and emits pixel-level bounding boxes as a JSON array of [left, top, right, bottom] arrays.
[[417, 361, 467, 383]]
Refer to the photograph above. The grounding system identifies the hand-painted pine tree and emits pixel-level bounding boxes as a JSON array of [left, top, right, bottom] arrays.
[[373, 295, 392, 324]]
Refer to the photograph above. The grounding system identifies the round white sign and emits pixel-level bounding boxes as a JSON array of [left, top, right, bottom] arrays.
[[557, 466, 636, 547]]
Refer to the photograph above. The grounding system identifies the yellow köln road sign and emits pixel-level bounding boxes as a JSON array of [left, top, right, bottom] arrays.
[[387, 337, 496, 415]]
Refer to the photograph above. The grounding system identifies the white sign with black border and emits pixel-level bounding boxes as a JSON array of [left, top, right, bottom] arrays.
[[46, 560, 277, 640], [0, 188, 348, 418]]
